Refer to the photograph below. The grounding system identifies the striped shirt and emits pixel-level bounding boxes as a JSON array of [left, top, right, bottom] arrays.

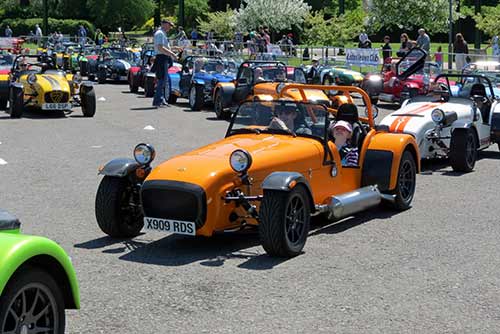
[[339, 146, 359, 167]]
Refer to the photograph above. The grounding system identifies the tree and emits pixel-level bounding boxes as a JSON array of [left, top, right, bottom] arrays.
[[368, 0, 460, 33], [175, 0, 209, 28], [196, 6, 236, 40], [473, 5, 500, 37], [235, 0, 311, 32], [86, 0, 155, 31], [303, 8, 366, 46]]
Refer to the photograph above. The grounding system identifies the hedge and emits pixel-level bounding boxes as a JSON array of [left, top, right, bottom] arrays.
[[1, 18, 95, 38]]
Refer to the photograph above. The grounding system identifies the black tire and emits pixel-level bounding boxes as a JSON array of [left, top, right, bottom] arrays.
[[97, 70, 106, 84], [0, 266, 66, 334], [129, 73, 139, 93], [450, 128, 477, 172], [8, 87, 24, 118], [80, 61, 88, 76], [144, 76, 155, 98], [259, 186, 311, 257], [189, 85, 204, 111], [370, 96, 379, 105], [80, 86, 96, 117], [214, 90, 230, 119], [88, 74, 95, 81], [168, 94, 178, 104], [391, 150, 417, 210], [95, 176, 144, 237], [0, 98, 7, 110]]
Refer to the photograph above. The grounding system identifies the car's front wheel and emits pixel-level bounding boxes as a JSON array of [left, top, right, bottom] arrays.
[[0, 98, 7, 110], [8, 87, 23, 118], [214, 90, 230, 119], [144, 76, 155, 98], [0, 266, 66, 334], [189, 85, 204, 111], [450, 128, 477, 172], [392, 150, 417, 210], [259, 186, 311, 257], [95, 176, 144, 237], [129, 73, 139, 93], [80, 86, 96, 117]]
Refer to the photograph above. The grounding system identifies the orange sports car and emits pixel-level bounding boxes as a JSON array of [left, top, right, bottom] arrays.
[[95, 84, 420, 257], [212, 60, 355, 119]]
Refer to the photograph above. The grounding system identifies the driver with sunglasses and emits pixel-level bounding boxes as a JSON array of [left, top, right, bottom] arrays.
[[268, 104, 312, 135]]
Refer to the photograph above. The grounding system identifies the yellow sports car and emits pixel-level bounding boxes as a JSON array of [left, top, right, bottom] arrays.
[[6, 54, 96, 118]]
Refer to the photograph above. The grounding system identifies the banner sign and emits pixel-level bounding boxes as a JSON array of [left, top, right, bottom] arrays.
[[345, 48, 380, 66]]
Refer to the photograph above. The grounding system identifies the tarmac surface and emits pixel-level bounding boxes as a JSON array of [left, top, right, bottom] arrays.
[[1, 82, 499, 333]]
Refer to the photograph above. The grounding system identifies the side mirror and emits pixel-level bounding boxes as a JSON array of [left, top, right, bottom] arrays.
[[238, 77, 248, 85], [364, 105, 379, 119]]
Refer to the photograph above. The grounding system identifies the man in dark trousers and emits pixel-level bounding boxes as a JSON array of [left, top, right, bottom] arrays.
[[152, 19, 178, 108]]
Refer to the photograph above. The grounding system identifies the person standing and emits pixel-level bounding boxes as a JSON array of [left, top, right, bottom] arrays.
[[486, 35, 500, 61], [416, 28, 431, 53], [95, 28, 104, 46], [152, 19, 178, 108], [397, 33, 410, 57], [453, 33, 469, 71], [77, 25, 87, 46], [191, 27, 198, 47], [434, 46, 443, 71], [35, 24, 43, 46], [382, 36, 392, 63], [5, 25, 12, 38]]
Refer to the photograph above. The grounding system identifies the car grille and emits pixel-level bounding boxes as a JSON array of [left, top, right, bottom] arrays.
[[45, 91, 69, 103], [141, 180, 207, 229]]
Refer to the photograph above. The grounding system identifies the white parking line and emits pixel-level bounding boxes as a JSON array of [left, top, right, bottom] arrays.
[[143, 125, 155, 131], [0, 158, 7, 165]]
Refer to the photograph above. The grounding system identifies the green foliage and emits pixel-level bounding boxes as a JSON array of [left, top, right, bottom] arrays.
[[196, 7, 236, 40], [140, 16, 177, 35], [175, 0, 209, 28], [474, 6, 500, 37], [0, 18, 95, 36], [368, 0, 460, 34], [303, 8, 366, 46], [86, 0, 155, 32]]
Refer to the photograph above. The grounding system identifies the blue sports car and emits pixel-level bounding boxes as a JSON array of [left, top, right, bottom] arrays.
[[169, 56, 238, 110]]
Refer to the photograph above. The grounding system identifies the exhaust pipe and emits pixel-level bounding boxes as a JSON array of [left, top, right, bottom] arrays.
[[315, 185, 393, 220]]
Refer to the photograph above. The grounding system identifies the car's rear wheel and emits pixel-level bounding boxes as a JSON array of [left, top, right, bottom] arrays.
[[80, 86, 96, 117], [391, 150, 417, 210], [0, 98, 7, 110], [97, 70, 106, 84], [259, 186, 311, 257], [8, 87, 24, 118], [450, 128, 477, 172], [214, 90, 230, 119], [95, 176, 144, 237], [129, 73, 139, 93], [0, 266, 65, 334], [189, 85, 204, 111], [144, 76, 155, 98]]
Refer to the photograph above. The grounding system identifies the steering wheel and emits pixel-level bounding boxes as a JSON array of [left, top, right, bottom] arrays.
[[471, 95, 488, 104]]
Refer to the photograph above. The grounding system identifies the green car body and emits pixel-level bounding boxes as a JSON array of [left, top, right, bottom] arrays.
[[0, 232, 80, 309], [0, 211, 79, 332], [320, 66, 364, 86]]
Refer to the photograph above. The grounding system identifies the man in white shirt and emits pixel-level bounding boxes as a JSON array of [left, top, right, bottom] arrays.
[[152, 19, 178, 108]]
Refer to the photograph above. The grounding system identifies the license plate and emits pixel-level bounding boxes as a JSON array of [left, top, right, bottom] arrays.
[[42, 103, 71, 110], [379, 93, 394, 102], [143, 217, 196, 236]]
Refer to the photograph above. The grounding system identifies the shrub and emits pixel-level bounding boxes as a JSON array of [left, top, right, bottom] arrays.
[[1, 18, 95, 38]]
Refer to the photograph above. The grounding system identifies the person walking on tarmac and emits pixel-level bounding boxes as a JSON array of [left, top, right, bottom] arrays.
[[152, 19, 178, 108]]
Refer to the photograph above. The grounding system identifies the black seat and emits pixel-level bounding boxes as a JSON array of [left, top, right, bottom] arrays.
[[336, 103, 366, 154], [469, 83, 491, 124]]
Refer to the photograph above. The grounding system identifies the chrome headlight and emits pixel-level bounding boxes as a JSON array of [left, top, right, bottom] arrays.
[[73, 72, 82, 84], [229, 149, 252, 173], [27, 73, 37, 85], [431, 108, 445, 124], [134, 143, 156, 165], [368, 75, 382, 81]]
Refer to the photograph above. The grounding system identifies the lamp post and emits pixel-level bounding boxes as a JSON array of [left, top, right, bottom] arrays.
[[448, 0, 453, 70], [474, 0, 481, 50], [43, 0, 48, 35], [178, 0, 185, 28]]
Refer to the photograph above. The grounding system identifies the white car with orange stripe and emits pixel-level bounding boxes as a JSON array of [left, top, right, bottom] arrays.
[[380, 72, 500, 172]]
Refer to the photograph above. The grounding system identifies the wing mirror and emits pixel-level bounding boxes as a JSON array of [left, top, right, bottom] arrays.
[[364, 105, 379, 119]]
